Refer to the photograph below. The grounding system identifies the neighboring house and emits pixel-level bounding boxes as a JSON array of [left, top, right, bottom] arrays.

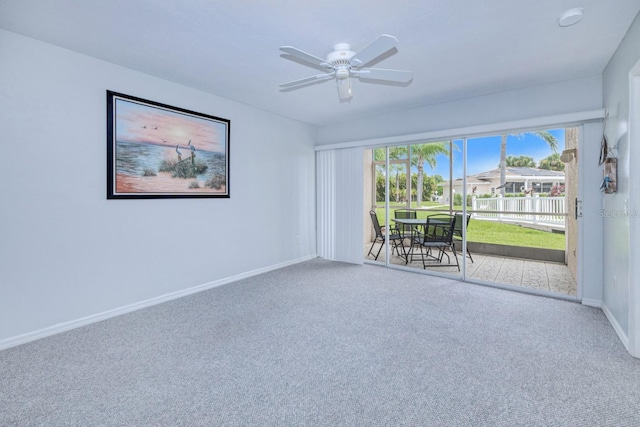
[[439, 167, 565, 202]]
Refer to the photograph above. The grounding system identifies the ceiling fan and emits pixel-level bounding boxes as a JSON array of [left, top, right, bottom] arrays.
[[279, 34, 413, 102]]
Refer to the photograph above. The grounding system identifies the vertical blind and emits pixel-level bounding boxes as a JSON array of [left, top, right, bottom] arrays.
[[316, 147, 364, 264]]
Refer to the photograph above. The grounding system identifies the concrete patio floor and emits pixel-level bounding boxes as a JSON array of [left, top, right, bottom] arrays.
[[365, 242, 577, 297]]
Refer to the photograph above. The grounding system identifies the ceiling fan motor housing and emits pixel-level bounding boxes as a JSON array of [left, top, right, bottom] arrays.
[[327, 44, 356, 79], [327, 43, 355, 62]]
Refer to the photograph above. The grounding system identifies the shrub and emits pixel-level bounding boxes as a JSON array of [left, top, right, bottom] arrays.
[[206, 174, 226, 190], [159, 159, 177, 172], [158, 159, 208, 179]]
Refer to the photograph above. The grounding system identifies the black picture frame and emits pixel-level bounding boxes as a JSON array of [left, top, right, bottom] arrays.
[[107, 90, 230, 199]]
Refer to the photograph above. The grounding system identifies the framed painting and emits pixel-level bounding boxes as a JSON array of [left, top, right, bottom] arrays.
[[107, 91, 230, 199]]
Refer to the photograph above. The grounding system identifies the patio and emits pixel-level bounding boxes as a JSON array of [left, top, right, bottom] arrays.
[[365, 242, 577, 296]]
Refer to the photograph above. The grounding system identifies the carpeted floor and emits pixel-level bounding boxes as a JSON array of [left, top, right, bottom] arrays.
[[1, 258, 639, 426]]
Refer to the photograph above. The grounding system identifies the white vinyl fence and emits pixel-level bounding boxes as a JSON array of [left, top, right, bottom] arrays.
[[471, 195, 566, 227]]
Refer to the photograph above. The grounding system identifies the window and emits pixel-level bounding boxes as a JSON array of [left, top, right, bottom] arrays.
[[504, 182, 522, 194]]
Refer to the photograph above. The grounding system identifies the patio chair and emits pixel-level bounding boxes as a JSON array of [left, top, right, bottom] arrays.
[[367, 210, 406, 261], [394, 209, 417, 250], [412, 214, 460, 270], [453, 213, 473, 262]]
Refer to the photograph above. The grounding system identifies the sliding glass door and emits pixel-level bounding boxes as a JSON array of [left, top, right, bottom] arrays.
[[365, 141, 463, 280], [460, 131, 577, 296], [363, 127, 579, 299]]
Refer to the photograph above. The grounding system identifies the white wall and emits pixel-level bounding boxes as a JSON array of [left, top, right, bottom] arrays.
[[602, 12, 640, 354], [579, 122, 605, 306], [317, 75, 603, 145], [0, 30, 317, 347]]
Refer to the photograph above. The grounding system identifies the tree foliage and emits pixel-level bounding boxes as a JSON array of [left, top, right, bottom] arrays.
[[410, 142, 451, 206], [374, 144, 451, 205], [375, 172, 443, 204], [505, 155, 536, 167], [538, 153, 565, 171]]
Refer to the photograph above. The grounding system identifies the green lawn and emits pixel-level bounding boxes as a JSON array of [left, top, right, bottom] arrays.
[[374, 207, 565, 250]]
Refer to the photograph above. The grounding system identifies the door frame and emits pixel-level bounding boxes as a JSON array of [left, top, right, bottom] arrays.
[[627, 60, 640, 357]]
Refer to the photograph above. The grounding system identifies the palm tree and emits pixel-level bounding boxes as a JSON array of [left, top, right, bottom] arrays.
[[499, 132, 558, 195], [410, 142, 450, 206], [505, 155, 536, 167], [389, 147, 407, 203], [374, 146, 407, 203], [389, 164, 401, 203], [539, 153, 565, 171]]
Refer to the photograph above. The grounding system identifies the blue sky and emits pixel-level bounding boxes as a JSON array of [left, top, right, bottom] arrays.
[[426, 129, 566, 180]]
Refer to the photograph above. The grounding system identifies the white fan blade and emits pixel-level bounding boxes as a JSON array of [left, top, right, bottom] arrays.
[[280, 46, 330, 68], [355, 68, 413, 83], [279, 73, 334, 88], [350, 34, 398, 67]]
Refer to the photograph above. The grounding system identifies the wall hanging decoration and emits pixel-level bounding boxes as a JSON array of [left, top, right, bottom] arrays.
[[601, 157, 617, 193], [107, 91, 230, 199], [598, 131, 608, 165], [598, 110, 616, 193]]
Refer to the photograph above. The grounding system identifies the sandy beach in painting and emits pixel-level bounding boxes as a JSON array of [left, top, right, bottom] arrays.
[[113, 139, 227, 195], [116, 172, 226, 194]]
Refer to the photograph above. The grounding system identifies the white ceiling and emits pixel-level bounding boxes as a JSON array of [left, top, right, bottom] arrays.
[[1, 0, 639, 127]]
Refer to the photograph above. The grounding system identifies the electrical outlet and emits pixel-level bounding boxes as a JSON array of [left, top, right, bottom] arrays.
[[612, 275, 617, 290], [296, 235, 300, 245]]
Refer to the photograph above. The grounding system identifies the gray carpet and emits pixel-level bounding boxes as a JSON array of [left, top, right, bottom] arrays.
[[1, 258, 639, 426]]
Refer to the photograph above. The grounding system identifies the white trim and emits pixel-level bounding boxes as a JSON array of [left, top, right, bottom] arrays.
[[581, 298, 602, 308], [575, 124, 585, 302], [603, 303, 630, 350], [461, 137, 468, 280], [0, 255, 317, 351], [315, 109, 606, 151], [628, 58, 640, 357]]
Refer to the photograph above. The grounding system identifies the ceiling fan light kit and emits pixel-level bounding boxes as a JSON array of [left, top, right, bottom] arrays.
[[337, 77, 352, 99], [279, 34, 413, 102]]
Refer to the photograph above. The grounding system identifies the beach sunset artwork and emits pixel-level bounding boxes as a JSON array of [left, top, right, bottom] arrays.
[[107, 91, 230, 199]]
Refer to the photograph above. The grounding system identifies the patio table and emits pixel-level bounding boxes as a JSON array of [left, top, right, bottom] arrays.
[[393, 217, 448, 264]]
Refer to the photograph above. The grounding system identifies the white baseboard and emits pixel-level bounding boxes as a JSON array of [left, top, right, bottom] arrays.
[[581, 298, 602, 308], [0, 255, 317, 351], [601, 302, 629, 351]]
